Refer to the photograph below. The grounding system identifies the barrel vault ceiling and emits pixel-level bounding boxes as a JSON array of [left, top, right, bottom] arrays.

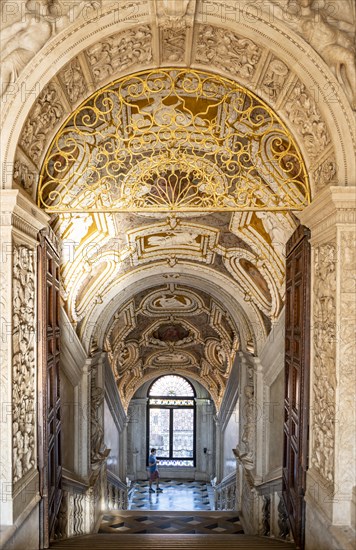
[[19, 1, 317, 409], [54, 205, 296, 409]]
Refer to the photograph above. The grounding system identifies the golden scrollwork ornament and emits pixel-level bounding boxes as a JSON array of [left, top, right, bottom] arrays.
[[38, 69, 310, 212]]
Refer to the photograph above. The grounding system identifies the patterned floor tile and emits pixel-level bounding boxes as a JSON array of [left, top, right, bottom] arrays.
[[99, 511, 245, 536], [128, 480, 214, 511]]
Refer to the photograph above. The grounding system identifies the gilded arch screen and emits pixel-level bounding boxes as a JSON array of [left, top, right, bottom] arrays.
[[38, 69, 310, 213]]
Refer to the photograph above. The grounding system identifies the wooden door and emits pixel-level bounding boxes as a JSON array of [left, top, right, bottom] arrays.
[[38, 229, 62, 547], [283, 224, 310, 549]]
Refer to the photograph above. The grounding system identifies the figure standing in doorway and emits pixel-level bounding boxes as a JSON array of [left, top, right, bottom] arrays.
[[148, 448, 163, 493]]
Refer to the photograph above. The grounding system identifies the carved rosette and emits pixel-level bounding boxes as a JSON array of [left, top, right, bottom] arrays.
[[12, 244, 36, 483], [311, 243, 336, 482]]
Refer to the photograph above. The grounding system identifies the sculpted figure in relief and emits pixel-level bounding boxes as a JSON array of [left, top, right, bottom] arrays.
[[157, 0, 193, 28], [1, 0, 99, 99], [271, 0, 356, 108], [147, 231, 199, 247], [255, 211, 287, 257], [154, 294, 190, 308]]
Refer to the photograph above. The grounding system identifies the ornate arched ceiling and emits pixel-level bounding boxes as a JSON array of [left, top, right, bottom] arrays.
[[2, 0, 355, 409], [104, 283, 241, 409]]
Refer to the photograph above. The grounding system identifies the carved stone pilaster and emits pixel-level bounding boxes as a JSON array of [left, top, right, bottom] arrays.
[[12, 243, 36, 484], [298, 187, 356, 546], [0, 190, 48, 525]]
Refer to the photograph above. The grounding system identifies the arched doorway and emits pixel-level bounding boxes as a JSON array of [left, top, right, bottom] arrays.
[[147, 375, 196, 467], [30, 66, 311, 545], [1, 5, 355, 549]]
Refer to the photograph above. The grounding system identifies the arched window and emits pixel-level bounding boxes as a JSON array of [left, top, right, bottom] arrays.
[[147, 375, 196, 467]]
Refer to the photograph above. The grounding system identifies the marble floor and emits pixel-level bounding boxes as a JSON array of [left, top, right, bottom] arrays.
[[99, 511, 245, 535], [128, 479, 215, 511]]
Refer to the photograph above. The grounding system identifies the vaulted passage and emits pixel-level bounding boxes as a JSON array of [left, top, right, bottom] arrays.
[[1, 3, 355, 550]]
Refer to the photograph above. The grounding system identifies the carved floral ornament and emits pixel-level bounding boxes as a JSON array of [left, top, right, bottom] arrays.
[[12, 244, 36, 483], [37, 68, 310, 213]]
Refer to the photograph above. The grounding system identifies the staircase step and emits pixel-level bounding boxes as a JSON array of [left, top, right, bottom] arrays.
[[51, 533, 296, 549]]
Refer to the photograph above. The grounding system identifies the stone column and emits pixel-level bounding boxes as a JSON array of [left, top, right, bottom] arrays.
[[298, 187, 356, 550], [0, 190, 48, 530], [195, 397, 213, 480], [252, 356, 264, 482], [119, 417, 129, 481], [78, 359, 91, 478], [214, 416, 223, 483]]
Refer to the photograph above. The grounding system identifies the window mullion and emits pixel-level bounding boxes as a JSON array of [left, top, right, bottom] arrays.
[[169, 408, 173, 459]]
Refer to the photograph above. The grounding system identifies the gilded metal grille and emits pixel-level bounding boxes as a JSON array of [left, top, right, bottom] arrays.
[[38, 69, 310, 212]]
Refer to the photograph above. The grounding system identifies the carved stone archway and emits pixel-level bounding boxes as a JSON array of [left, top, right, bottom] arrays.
[[1, 1, 355, 200]]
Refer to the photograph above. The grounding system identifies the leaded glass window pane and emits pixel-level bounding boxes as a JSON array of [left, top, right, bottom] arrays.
[[149, 375, 194, 397], [173, 408, 194, 458], [148, 375, 195, 466], [149, 408, 170, 457], [149, 398, 194, 406]]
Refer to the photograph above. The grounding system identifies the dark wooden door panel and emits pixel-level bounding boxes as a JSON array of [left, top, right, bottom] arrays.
[[283, 224, 310, 550], [38, 230, 62, 547]]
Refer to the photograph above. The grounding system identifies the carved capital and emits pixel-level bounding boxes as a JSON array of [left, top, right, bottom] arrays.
[[0, 190, 49, 239], [297, 186, 356, 243]]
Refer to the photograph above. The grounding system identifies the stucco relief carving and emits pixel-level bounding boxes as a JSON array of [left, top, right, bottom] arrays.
[[312, 243, 336, 483], [156, 0, 194, 28], [127, 221, 219, 266], [12, 244, 36, 483], [270, 0, 356, 109], [260, 56, 290, 103], [338, 231, 356, 492], [161, 27, 186, 62], [140, 285, 203, 316], [91, 370, 109, 470], [20, 83, 64, 162], [223, 249, 279, 318], [0, 0, 100, 99], [240, 381, 256, 469], [13, 159, 35, 194], [195, 25, 262, 80], [58, 58, 87, 105], [283, 80, 330, 160], [205, 338, 230, 376], [85, 26, 153, 83], [313, 156, 337, 190], [147, 350, 196, 368]]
